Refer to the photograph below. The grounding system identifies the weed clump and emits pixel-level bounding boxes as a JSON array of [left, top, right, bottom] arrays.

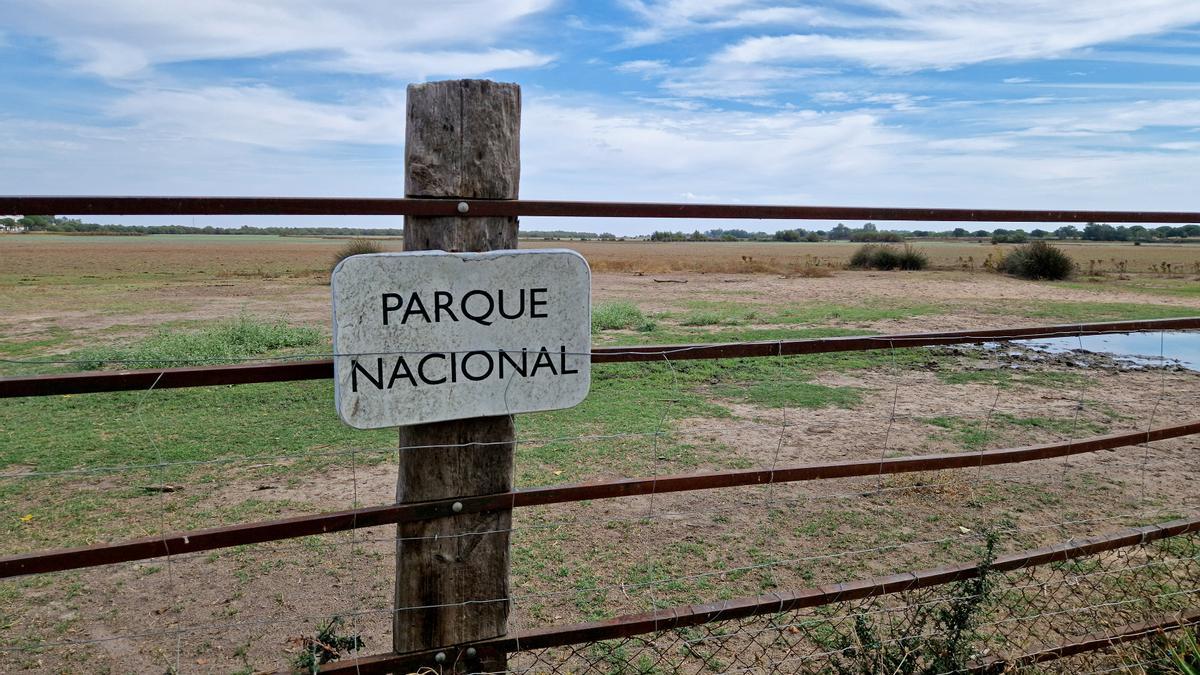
[[73, 316, 324, 370], [331, 238, 384, 271], [849, 244, 928, 271], [825, 532, 999, 674], [592, 301, 656, 333], [292, 616, 364, 674], [998, 240, 1074, 280]]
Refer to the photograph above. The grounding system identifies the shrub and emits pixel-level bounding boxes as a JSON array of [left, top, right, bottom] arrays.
[[998, 240, 1074, 280], [331, 238, 384, 271], [895, 245, 929, 271], [849, 244, 928, 271]]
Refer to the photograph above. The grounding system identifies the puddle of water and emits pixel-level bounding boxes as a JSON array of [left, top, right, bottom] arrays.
[[1018, 331, 1199, 371]]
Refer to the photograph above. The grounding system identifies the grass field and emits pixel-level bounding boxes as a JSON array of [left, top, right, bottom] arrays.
[[0, 233, 1198, 672]]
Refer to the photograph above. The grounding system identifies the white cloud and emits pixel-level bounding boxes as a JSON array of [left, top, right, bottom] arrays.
[[1003, 77, 1035, 84], [2, 0, 555, 79], [521, 97, 912, 203], [1018, 99, 1200, 135], [625, 2, 1200, 74], [107, 85, 406, 148], [614, 59, 670, 76], [618, 1, 862, 46], [812, 91, 927, 111]]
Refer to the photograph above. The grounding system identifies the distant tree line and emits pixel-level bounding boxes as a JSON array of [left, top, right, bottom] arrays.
[[982, 223, 1200, 244], [520, 230, 619, 240], [650, 223, 905, 242], [1, 215, 407, 236]]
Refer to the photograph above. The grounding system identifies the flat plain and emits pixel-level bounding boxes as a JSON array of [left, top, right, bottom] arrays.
[[1, 233, 1198, 672]]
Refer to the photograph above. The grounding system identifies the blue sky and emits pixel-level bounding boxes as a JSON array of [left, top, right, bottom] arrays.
[[2, 1, 1200, 234]]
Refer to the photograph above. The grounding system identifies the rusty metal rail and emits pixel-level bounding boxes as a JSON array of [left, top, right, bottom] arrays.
[[3, 317, 1198, 398], [4, 195, 1200, 223], [3, 420, 1196, 579], [970, 607, 1200, 673], [316, 515, 1200, 673]]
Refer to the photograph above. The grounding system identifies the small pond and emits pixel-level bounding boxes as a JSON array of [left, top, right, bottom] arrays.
[[1016, 331, 1199, 371]]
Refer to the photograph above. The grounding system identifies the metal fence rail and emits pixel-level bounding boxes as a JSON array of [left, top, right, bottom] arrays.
[[4, 195, 1200, 223], [4, 317, 1199, 397], [318, 516, 1200, 673], [3, 419, 1196, 579]]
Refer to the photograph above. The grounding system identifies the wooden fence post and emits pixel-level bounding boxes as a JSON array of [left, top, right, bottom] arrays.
[[394, 79, 520, 670]]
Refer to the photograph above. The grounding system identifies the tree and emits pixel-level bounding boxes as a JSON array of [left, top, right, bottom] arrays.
[[1030, 229, 1049, 238], [829, 223, 851, 240], [1054, 225, 1080, 239], [972, 230, 989, 237], [18, 215, 54, 231], [952, 227, 969, 237], [861, 222, 878, 232]]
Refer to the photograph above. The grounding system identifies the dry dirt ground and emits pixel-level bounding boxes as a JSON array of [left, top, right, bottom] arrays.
[[4, 265, 1199, 353], [1, 236, 1198, 673], [4, 364, 1197, 673]]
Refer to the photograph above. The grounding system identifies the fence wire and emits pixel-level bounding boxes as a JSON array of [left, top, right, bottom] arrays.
[[502, 532, 1199, 674]]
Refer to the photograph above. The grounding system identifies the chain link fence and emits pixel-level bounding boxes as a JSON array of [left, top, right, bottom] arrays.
[[503, 532, 1198, 674]]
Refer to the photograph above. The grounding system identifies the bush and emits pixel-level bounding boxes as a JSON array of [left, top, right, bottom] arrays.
[[998, 241, 1074, 280], [331, 238, 384, 271], [849, 244, 928, 271]]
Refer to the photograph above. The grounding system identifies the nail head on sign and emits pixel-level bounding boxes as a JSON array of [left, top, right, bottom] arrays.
[[466, 647, 478, 658], [452, 501, 464, 513], [435, 652, 447, 664], [457, 201, 469, 214]]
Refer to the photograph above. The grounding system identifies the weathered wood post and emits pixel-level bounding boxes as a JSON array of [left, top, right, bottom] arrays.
[[394, 79, 520, 670]]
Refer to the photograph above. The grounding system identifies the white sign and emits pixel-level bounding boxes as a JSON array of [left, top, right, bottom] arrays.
[[331, 249, 591, 429]]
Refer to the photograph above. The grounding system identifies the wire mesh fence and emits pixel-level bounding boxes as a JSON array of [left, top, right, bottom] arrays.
[[502, 531, 1199, 674]]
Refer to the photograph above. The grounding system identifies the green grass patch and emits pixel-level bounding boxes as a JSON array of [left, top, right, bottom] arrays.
[[0, 326, 72, 358], [668, 300, 945, 328], [714, 381, 861, 408], [70, 316, 324, 369], [1054, 278, 1200, 299], [936, 366, 1091, 390], [592, 301, 656, 333], [773, 302, 943, 325], [987, 301, 1199, 323], [921, 412, 1108, 452], [992, 413, 1105, 435], [921, 416, 997, 450]]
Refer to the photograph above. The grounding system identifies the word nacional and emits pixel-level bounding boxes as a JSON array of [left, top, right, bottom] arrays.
[[332, 250, 591, 428], [352, 287, 575, 391]]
